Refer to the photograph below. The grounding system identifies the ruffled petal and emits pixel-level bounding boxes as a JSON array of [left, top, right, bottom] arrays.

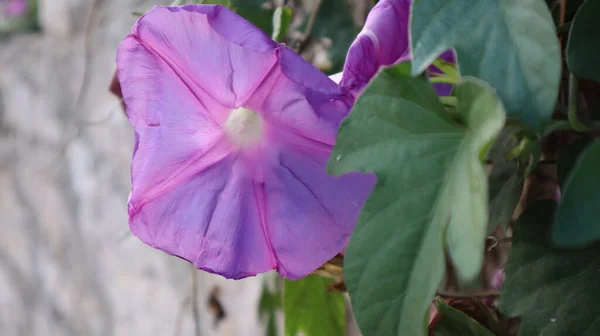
[[133, 5, 278, 111], [257, 141, 375, 279], [117, 5, 377, 280], [117, 36, 230, 211], [340, 0, 411, 96], [244, 47, 352, 147], [129, 156, 276, 279], [238, 47, 375, 279], [340, 0, 456, 97], [429, 49, 457, 96]]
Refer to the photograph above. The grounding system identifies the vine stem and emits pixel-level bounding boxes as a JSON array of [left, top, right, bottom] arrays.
[[486, 236, 513, 251], [559, 0, 567, 45], [429, 76, 459, 85], [296, 0, 322, 53], [439, 96, 458, 107], [567, 74, 589, 132], [436, 290, 500, 299]]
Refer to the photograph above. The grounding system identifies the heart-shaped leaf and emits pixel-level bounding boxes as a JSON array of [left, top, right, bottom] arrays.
[[284, 276, 345, 336], [501, 200, 600, 335], [552, 140, 600, 247], [433, 298, 495, 336], [328, 63, 505, 335], [411, 0, 561, 130], [567, 0, 600, 83]]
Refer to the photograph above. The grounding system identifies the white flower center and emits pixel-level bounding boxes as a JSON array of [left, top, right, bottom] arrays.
[[224, 107, 263, 150]]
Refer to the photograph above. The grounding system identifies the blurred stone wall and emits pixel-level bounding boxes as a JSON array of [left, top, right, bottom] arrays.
[[0, 1, 271, 335]]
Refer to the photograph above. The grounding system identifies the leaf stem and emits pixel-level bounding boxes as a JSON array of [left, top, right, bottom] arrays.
[[506, 137, 531, 159], [567, 74, 589, 132], [473, 298, 512, 336], [486, 236, 513, 251], [429, 76, 459, 85], [543, 120, 572, 135], [440, 96, 458, 108], [432, 59, 460, 80]]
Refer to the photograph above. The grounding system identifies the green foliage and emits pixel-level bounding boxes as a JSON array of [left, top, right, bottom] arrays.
[[271, 6, 292, 42], [327, 63, 505, 335], [552, 140, 600, 247], [567, 0, 600, 83], [556, 137, 593, 187], [501, 200, 600, 335], [433, 298, 495, 336], [259, 278, 281, 336], [301, 0, 358, 74], [486, 129, 527, 234], [283, 276, 345, 336], [410, 0, 561, 130]]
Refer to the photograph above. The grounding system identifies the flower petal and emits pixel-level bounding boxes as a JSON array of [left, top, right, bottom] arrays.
[[244, 47, 352, 147], [133, 5, 278, 110], [340, 0, 411, 96], [129, 156, 276, 279], [340, 0, 456, 97], [428, 49, 456, 96], [117, 35, 229, 209], [259, 141, 375, 279]]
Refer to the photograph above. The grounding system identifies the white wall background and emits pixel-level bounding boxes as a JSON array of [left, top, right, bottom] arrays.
[[0, 1, 272, 335]]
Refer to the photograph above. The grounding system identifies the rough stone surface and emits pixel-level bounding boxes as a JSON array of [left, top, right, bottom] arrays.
[[0, 1, 269, 335]]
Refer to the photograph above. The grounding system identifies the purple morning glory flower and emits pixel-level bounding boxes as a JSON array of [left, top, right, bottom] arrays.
[[340, 0, 456, 97], [115, 5, 375, 280], [2, 0, 27, 17]]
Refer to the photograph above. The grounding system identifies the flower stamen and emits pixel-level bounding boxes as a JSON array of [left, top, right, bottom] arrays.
[[224, 107, 263, 150]]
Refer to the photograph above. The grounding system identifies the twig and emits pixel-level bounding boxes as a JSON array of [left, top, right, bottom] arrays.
[[567, 74, 589, 132], [557, 21, 572, 35], [38, 100, 122, 173], [295, 0, 322, 53], [486, 236, 513, 251], [559, 0, 567, 45], [473, 297, 512, 336], [38, 0, 120, 175], [436, 290, 500, 299], [75, 0, 106, 116], [559, 0, 566, 26], [191, 266, 201, 336]]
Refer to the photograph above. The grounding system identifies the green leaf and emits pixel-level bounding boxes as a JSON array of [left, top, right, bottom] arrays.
[[487, 161, 525, 234], [411, 0, 561, 130], [556, 137, 593, 187], [283, 276, 344, 336], [487, 128, 526, 233], [433, 298, 495, 336], [552, 140, 600, 247], [501, 200, 600, 335], [545, 0, 586, 25], [567, 0, 600, 83], [259, 277, 282, 336], [303, 0, 358, 74], [327, 63, 505, 336], [271, 6, 292, 42]]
